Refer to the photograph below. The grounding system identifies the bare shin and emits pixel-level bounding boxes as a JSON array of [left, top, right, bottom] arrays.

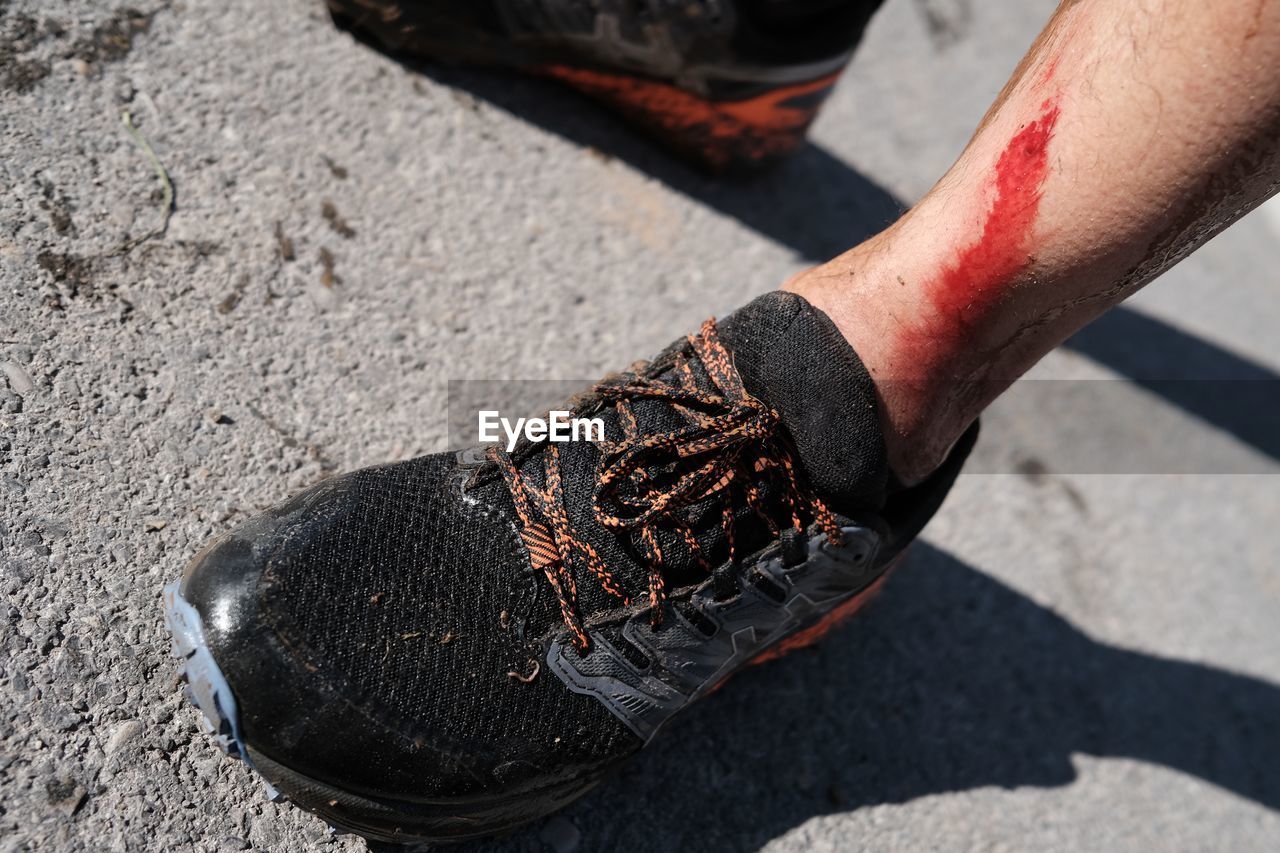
[[790, 0, 1280, 482]]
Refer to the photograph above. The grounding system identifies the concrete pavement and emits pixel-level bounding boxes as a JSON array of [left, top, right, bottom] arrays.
[[1, 0, 1278, 850]]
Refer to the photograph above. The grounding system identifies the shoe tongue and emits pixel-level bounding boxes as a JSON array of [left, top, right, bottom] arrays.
[[714, 291, 888, 510]]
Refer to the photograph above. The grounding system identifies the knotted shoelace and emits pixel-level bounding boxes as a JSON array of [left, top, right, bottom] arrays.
[[488, 318, 842, 651]]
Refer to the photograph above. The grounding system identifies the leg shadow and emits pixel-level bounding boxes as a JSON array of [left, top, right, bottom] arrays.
[[1064, 308, 1280, 462]]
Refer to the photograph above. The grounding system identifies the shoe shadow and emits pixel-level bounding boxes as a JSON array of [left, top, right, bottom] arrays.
[[495, 542, 1277, 850], [369, 53, 906, 262]]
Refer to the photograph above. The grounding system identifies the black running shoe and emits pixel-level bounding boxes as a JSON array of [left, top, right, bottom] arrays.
[[324, 0, 886, 171], [163, 291, 974, 843]]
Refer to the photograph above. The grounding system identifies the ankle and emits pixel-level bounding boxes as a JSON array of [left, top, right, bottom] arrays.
[[785, 228, 978, 485]]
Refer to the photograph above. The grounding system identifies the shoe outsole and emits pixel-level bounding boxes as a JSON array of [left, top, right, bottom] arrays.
[[162, 580, 254, 766]]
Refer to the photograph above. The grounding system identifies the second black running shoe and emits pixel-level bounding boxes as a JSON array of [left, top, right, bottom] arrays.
[[164, 291, 974, 843], [323, 0, 887, 171]]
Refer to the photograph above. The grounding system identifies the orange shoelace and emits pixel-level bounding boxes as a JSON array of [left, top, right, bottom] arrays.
[[489, 318, 842, 651]]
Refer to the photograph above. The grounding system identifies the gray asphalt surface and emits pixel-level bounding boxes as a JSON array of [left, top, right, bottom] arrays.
[[2, 0, 1279, 851]]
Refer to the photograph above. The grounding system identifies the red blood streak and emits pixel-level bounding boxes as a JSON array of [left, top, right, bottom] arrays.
[[927, 99, 1062, 328]]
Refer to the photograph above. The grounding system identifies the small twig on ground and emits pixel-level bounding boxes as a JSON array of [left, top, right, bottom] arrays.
[[111, 109, 174, 256]]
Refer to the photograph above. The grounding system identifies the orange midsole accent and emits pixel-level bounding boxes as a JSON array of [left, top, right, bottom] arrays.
[[704, 551, 907, 696], [534, 64, 842, 163], [749, 560, 897, 667]]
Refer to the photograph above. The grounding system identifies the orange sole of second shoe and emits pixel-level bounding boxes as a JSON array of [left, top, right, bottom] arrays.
[[534, 64, 843, 170]]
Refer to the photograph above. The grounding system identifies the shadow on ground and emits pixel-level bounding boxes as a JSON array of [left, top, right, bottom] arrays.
[[1065, 310, 1280, 461], [337, 32, 1280, 851], [432, 543, 1280, 851], [351, 40, 906, 262], [354, 38, 1280, 466]]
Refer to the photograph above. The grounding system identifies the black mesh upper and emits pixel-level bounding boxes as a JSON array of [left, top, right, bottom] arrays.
[[256, 455, 640, 796], [234, 291, 889, 797]]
